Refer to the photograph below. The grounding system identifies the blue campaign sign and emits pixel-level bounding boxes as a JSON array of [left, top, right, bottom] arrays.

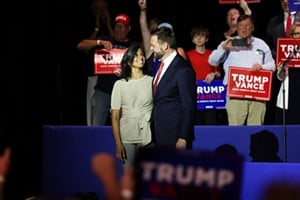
[[197, 80, 226, 110], [135, 148, 244, 200], [288, 0, 300, 12]]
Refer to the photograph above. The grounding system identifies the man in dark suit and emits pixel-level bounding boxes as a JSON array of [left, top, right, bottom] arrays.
[[149, 27, 197, 149]]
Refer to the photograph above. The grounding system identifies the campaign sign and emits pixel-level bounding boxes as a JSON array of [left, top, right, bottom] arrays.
[[288, 0, 300, 12], [197, 80, 226, 110], [219, 0, 260, 4], [276, 38, 300, 68], [134, 148, 244, 200], [227, 66, 273, 101], [94, 48, 127, 74]]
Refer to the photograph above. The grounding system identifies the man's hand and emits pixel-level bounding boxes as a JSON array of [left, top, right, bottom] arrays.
[[276, 62, 288, 80], [205, 72, 216, 84], [138, 0, 147, 10], [252, 63, 262, 71], [100, 40, 113, 50], [222, 37, 234, 50]]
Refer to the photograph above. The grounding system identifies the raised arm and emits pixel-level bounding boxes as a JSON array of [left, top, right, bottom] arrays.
[[138, 0, 152, 59], [239, 0, 252, 16]]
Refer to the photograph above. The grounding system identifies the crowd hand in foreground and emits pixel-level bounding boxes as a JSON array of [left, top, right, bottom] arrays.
[[91, 153, 135, 200]]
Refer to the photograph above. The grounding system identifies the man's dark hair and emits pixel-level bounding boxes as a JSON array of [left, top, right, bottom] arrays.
[[151, 27, 177, 49], [190, 26, 210, 40], [237, 14, 256, 27]]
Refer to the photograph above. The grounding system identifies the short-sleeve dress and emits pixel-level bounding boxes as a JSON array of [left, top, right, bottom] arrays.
[[111, 75, 153, 145]]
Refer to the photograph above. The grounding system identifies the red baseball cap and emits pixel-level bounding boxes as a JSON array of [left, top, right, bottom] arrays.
[[115, 13, 130, 25]]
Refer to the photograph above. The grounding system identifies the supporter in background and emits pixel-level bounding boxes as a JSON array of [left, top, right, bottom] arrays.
[[209, 0, 252, 125], [275, 23, 300, 124], [77, 0, 113, 126], [209, 15, 275, 125], [148, 18, 160, 32], [77, 13, 137, 125], [211, 0, 252, 49], [186, 26, 221, 125], [265, 0, 300, 124], [91, 0, 113, 37], [265, 0, 300, 58]]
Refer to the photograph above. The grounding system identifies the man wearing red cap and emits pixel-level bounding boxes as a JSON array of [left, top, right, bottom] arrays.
[[77, 13, 138, 126]]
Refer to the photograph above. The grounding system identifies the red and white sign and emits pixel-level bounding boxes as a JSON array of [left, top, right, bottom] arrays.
[[219, 0, 260, 4], [227, 66, 273, 101], [276, 38, 300, 68], [94, 48, 127, 74]]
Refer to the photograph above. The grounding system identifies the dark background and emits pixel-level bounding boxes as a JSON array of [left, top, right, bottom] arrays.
[[3, 0, 282, 199]]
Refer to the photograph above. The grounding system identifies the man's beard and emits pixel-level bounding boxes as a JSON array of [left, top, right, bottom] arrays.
[[154, 51, 164, 59]]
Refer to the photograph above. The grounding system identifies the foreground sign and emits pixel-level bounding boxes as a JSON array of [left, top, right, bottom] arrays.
[[197, 80, 226, 110], [135, 148, 244, 200], [94, 48, 127, 74], [227, 67, 273, 101], [276, 38, 300, 68]]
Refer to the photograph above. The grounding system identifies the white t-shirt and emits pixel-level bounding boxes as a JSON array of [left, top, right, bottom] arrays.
[[276, 76, 289, 109]]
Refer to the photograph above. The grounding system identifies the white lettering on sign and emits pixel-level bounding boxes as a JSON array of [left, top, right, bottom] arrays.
[[231, 73, 268, 90], [197, 86, 225, 94], [95, 53, 124, 64], [280, 44, 300, 59], [140, 162, 234, 189]]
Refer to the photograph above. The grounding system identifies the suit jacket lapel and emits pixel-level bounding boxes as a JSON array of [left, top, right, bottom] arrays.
[[155, 56, 179, 95]]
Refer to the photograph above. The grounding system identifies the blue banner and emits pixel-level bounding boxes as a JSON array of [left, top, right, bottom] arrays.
[[197, 80, 226, 110], [289, 0, 300, 12]]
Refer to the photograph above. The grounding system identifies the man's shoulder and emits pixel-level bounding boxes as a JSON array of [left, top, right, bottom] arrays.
[[174, 55, 194, 71], [174, 54, 188, 63], [268, 13, 284, 25], [252, 36, 269, 45]]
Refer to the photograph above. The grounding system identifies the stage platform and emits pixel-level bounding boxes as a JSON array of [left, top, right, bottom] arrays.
[[42, 125, 300, 199]]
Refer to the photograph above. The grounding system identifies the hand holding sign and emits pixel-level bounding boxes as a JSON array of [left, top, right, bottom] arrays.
[[100, 40, 113, 50], [252, 63, 263, 71]]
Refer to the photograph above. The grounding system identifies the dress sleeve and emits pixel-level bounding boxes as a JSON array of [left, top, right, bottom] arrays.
[[111, 80, 122, 110]]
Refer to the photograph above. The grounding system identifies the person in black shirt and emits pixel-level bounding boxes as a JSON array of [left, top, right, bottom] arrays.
[[77, 13, 137, 125], [77, 0, 113, 126]]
